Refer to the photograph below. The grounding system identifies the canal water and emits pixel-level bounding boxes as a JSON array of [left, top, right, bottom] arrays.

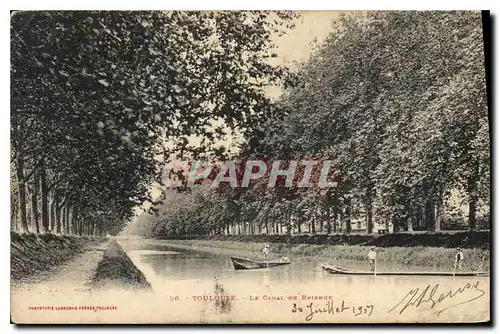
[[117, 238, 490, 323], [11, 237, 490, 324]]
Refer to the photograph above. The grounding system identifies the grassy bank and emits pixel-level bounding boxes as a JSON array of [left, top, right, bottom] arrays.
[[168, 231, 490, 249], [91, 240, 151, 289], [162, 239, 490, 271], [11, 232, 104, 281]]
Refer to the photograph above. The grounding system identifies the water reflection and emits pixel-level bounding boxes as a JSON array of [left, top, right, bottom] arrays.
[[261, 271, 270, 288], [126, 241, 489, 286], [117, 240, 489, 323], [214, 277, 232, 314]]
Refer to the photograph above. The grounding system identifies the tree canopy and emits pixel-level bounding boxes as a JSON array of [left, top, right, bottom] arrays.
[[130, 11, 490, 239], [11, 10, 297, 236]]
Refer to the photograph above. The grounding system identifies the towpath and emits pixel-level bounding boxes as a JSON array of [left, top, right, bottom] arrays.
[[11, 241, 110, 294]]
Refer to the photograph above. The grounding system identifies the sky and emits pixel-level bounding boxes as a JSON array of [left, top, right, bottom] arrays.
[[265, 11, 341, 98], [274, 11, 341, 65]]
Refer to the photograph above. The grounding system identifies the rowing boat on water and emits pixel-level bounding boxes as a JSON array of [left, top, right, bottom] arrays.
[[231, 256, 291, 270], [322, 264, 489, 277]]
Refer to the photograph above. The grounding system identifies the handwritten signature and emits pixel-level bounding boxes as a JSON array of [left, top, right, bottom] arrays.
[[292, 301, 374, 321], [388, 280, 486, 316]]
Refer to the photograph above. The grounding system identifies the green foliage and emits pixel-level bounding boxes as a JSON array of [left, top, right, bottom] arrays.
[[11, 11, 296, 235], [132, 11, 489, 238]]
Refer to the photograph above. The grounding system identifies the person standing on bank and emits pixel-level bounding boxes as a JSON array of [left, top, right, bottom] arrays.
[[262, 244, 271, 261], [368, 247, 377, 272], [478, 250, 487, 272], [455, 247, 464, 271]]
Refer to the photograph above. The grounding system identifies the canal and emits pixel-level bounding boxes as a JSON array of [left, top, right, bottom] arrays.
[[11, 237, 489, 324], [117, 238, 490, 323]]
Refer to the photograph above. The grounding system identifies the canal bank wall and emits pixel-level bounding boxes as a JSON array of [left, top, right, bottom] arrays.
[[11, 232, 105, 281], [159, 239, 490, 272], [168, 231, 490, 249], [91, 240, 151, 289]]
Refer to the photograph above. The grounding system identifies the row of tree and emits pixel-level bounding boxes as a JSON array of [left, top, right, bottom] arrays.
[[11, 11, 296, 236], [130, 11, 490, 239]]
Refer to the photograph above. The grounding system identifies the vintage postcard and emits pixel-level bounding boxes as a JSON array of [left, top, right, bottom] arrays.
[[10, 10, 490, 324]]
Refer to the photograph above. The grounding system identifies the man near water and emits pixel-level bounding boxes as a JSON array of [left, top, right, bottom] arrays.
[[479, 250, 487, 271], [368, 247, 377, 271], [262, 244, 270, 261], [455, 247, 464, 271]]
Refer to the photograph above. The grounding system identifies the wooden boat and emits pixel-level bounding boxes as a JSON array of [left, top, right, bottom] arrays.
[[231, 256, 291, 270], [322, 265, 489, 277]]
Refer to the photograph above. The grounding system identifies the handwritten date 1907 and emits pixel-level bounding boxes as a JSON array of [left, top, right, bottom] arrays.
[[292, 301, 374, 322]]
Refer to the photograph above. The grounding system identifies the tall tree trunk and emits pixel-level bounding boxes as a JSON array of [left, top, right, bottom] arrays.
[[16, 155, 29, 233], [424, 199, 435, 232], [468, 195, 477, 231], [333, 211, 338, 233], [467, 174, 478, 231], [62, 206, 66, 234], [407, 216, 414, 232], [49, 194, 56, 232], [339, 209, 344, 234], [344, 197, 352, 234], [66, 205, 71, 234], [364, 185, 374, 234], [11, 195, 18, 231], [70, 206, 77, 235], [326, 208, 332, 234], [78, 218, 84, 236], [40, 161, 49, 233], [29, 176, 40, 234], [435, 201, 442, 232], [55, 199, 62, 234], [61, 206, 67, 234], [366, 202, 373, 234], [420, 206, 425, 228]]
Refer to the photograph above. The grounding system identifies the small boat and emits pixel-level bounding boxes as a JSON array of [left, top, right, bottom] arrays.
[[231, 256, 291, 270], [322, 265, 489, 277]]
